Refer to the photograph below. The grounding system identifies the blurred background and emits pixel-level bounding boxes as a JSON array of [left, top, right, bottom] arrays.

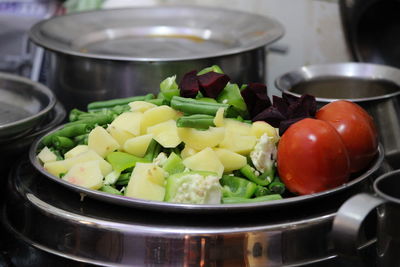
[[0, 0, 351, 96]]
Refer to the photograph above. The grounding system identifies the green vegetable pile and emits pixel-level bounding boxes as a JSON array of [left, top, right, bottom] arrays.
[[37, 65, 286, 205]]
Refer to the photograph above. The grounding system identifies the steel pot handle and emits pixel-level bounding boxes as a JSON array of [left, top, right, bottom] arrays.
[[332, 193, 386, 255]]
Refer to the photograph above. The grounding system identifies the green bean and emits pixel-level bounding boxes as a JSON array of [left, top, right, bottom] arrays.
[[69, 108, 87, 122], [268, 177, 285, 195], [222, 194, 282, 204], [87, 94, 154, 111], [146, 98, 168, 106], [116, 172, 131, 186], [74, 134, 89, 145], [144, 139, 161, 162], [100, 185, 123, 195], [65, 113, 113, 128], [239, 164, 273, 186], [254, 186, 272, 197], [52, 136, 75, 150], [176, 114, 215, 129], [170, 96, 229, 116], [42, 124, 90, 146]]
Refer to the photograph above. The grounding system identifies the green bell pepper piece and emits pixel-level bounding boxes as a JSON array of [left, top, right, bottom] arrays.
[[221, 175, 257, 198]]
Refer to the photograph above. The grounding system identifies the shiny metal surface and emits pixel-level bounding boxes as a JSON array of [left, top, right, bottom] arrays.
[[2, 160, 376, 266], [29, 6, 283, 61], [332, 169, 400, 267], [0, 71, 56, 139], [275, 62, 400, 165], [29, 6, 284, 111], [29, 124, 384, 212]]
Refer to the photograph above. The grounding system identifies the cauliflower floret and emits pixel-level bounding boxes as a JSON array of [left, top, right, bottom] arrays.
[[153, 152, 168, 167], [250, 133, 277, 173], [169, 173, 222, 204]]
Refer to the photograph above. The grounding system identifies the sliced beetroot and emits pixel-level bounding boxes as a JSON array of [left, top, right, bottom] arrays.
[[198, 72, 230, 98], [252, 106, 286, 128], [282, 92, 299, 106], [299, 94, 317, 116], [179, 70, 200, 98], [272, 95, 288, 117], [240, 83, 271, 118]]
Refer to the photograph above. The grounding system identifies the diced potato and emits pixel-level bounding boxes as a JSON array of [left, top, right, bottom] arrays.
[[251, 121, 279, 143], [177, 127, 225, 151], [224, 119, 252, 135], [141, 105, 179, 134], [88, 126, 120, 158], [180, 145, 198, 159], [183, 147, 224, 177], [37, 146, 57, 163], [64, 145, 89, 159], [125, 163, 166, 201], [109, 112, 142, 136], [218, 131, 257, 155], [124, 133, 154, 157], [62, 160, 103, 190], [107, 125, 135, 147], [129, 100, 156, 113], [213, 107, 225, 127], [44, 150, 112, 177], [147, 120, 181, 148], [214, 148, 247, 172]]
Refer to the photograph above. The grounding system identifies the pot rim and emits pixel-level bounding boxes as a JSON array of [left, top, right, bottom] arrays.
[[275, 62, 400, 103], [29, 5, 284, 62]]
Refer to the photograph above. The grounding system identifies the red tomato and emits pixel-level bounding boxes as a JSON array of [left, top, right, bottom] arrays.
[[316, 100, 378, 173], [277, 118, 350, 195]]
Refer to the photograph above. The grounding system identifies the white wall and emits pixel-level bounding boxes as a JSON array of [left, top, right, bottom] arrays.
[[103, 0, 353, 96]]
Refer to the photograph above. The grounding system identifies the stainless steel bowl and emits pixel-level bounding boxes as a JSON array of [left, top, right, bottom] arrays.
[[29, 5, 284, 111], [29, 126, 384, 213], [275, 62, 400, 167], [0, 72, 56, 139]]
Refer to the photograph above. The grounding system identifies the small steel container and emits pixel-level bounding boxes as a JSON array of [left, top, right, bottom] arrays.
[[275, 62, 400, 168]]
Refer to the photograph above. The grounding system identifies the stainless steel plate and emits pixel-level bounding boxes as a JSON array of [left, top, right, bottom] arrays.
[[29, 128, 384, 213], [0, 72, 56, 139], [29, 5, 284, 61]]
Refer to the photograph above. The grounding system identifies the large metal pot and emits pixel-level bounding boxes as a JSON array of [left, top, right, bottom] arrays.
[[275, 62, 400, 168], [29, 6, 284, 111], [1, 155, 383, 267]]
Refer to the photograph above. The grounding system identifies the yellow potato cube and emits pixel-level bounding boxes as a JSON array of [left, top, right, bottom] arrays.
[[213, 107, 225, 127], [88, 126, 120, 158], [251, 121, 279, 143], [214, 148, 247, 172], [37, 146, 57, 163], [129, 100, 156, 113], [64, 145, 89, 159], [177, 127, 225, 151], [183, 147, 224, 177], [218, 131, 257, 155], [141, 105, 179, 134], [44, 150, 112, 177], [181, 145, 198, 159], [109, 112, 142, 136], [62, 160, 103, 190], [147, 120, 181, 148], [107, 125, 135, 147], [125, 163, 166, 201], [124, 133, 154, 157], [224, 118, 252, 135]]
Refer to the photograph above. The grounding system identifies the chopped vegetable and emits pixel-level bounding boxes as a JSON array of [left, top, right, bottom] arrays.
[[221, 175, 257, 198]]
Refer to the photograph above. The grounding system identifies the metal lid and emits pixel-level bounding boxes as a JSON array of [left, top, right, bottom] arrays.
[[29, 5, 284, 61], [0, 72, 56, 139]]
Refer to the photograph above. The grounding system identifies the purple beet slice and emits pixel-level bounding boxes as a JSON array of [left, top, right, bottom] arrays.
[[241, 83, 271, 118], [252, 106, 286, 128], [179, 70, 200, 98], [198, 72, 230, 98]]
